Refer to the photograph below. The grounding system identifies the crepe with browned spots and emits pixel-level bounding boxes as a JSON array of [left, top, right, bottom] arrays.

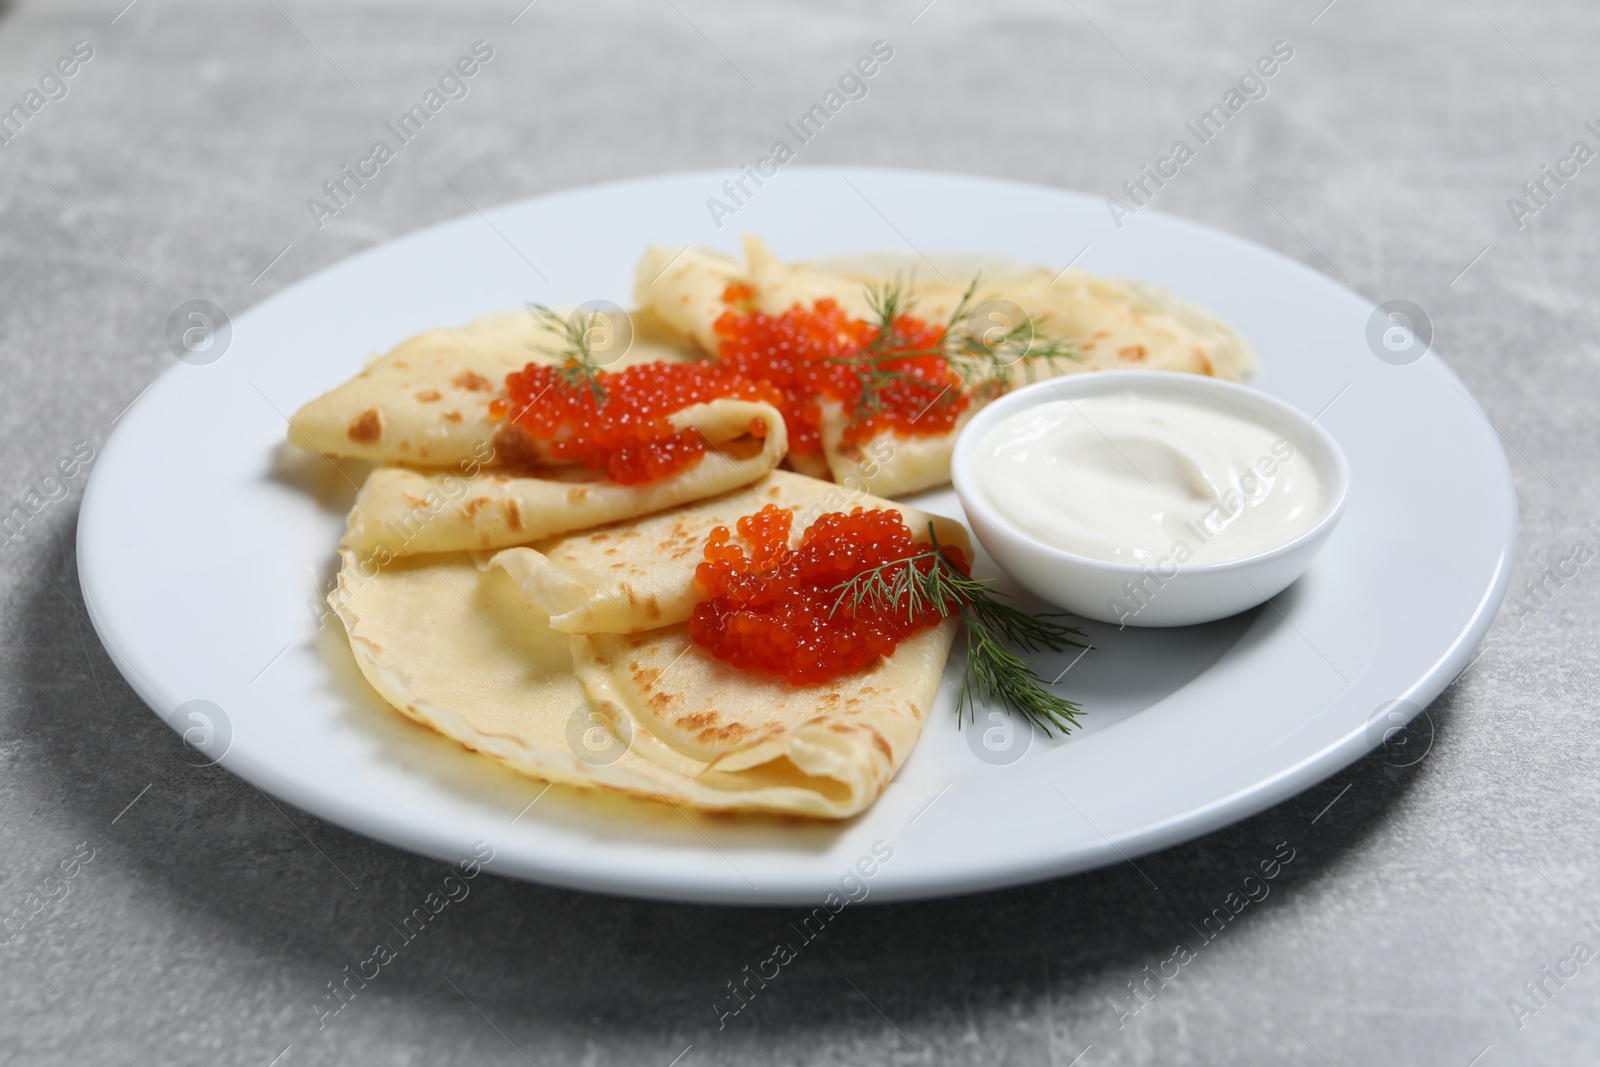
[[341, 400, 787, 558], [635, 235, 1255, 497], [486, 469, 967, 635], [287, 307, 694, 467], [329, 468, 965, 817]]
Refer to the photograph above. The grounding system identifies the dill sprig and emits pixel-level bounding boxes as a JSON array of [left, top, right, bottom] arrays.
[[528, 302, 608, 406], [939, 275, 1083, 396], [864, 275, 916, 353], [829, 276, 1085, 423], [829, 523, 1091, 736], [827, 276, 940, 421]]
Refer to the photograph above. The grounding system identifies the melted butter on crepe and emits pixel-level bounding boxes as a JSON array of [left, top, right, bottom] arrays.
[[289, 307, 692, 467], [487, 468, 968, 634], [342, 399, 786, 557]]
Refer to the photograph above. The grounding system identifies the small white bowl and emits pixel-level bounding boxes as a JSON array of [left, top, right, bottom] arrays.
[[951, 371, 1350, 627]]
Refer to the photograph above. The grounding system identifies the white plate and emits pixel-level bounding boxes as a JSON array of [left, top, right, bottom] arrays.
[[78, 168, 1515, 905]]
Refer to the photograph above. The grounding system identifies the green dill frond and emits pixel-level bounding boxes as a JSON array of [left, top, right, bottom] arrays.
[[939, 273, 1085, 396], [828, 522, 1091, 737], [528, 302, 607, 406]]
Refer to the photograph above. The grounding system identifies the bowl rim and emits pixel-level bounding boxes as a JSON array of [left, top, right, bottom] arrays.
[[950, 370, 1352, 577]]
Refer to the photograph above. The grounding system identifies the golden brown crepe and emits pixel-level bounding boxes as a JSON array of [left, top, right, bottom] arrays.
[[632, 244, 746, 354], [812, 399, 980, 501], [330, 470, 965, 818], [487, 468, 967, 634], [803, 249, 1255, 380], [569, 622, 952, 809], [634, 235, 1255, 496], [341, 399, 787, 558], [288, 307, 691, 467]]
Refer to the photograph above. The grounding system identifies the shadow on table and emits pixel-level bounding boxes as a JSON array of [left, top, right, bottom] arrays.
[[15, 515, 1440, 1060]]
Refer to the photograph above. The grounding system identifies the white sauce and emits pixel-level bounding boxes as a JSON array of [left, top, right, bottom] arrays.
[[973, 392, 1322, 565]]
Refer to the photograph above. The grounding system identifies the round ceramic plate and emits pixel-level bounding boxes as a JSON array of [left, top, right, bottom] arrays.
[[78, 168, 1515, 905]]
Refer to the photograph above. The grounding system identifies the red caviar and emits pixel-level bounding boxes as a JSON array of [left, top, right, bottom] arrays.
[[688, 504, 968, 685], [713, 298, 966, 456], [503, 362, 778, 485]]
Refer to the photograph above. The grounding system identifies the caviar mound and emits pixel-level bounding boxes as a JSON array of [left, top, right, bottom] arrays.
[[712, 295, 967, 457], [502, 361, 779, 485], [688, 505, 968, 685]]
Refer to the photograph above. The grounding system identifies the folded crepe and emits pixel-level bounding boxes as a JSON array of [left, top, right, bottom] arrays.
[[632, 244, 747, 354], [635, 235, 1255, 496], [736, 236, 1255, 379], [330, 470, 965, 818], [288, 307, 692, 467], [486, 468, 968, 634], [342, 399, 786, 557]]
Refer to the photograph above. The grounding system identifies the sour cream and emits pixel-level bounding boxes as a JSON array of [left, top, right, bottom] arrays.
[[971, 392, 1321, 565]]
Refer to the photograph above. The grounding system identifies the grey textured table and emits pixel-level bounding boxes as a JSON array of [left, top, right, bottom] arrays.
[[3, 1, 1597, 1064]]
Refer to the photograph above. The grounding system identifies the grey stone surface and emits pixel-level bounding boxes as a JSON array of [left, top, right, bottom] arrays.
[[1, 0, 1597, 1063]]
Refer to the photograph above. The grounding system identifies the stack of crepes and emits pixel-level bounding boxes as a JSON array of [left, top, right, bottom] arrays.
[[288, 237, 1252, 818]]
